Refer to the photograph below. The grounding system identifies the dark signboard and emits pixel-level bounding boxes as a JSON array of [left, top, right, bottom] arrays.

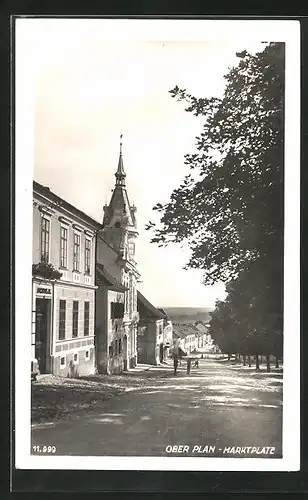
[[37, 287, 52, 295]]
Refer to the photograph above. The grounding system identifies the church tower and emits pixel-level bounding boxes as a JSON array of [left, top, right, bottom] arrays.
[[98, 135, 140, 370], [102, 135, 138, 263]]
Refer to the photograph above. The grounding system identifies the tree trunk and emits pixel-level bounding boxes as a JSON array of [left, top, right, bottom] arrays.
[[248, 355, 251, 367], [243, 355, 246, 366], [266, 354, 271, 372], [275, 356, 279, 369], [255, 354, 260, 371]]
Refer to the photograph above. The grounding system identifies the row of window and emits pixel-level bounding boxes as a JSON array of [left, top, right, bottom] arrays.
[[60, 350, 90, 367], [41, 217, 92, 274], [59, 300, 90, 340]]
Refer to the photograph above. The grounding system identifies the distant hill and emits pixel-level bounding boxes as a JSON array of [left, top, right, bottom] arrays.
[[162, 307, 213, 324]]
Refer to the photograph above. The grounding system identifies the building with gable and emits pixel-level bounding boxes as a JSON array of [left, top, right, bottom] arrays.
[[95, 262, 127, 374], [32, 181, 101, 378], [137, 291, 167, 365], [157, 308, 173, 361], [96, 137, 140, 373]]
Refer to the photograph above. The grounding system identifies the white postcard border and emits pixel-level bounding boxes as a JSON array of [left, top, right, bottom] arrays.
[[14, 18, 300, 472]]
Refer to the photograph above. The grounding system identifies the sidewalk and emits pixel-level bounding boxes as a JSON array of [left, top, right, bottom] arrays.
[[31, 363, 169, 426], [128, 363, 151, 372]]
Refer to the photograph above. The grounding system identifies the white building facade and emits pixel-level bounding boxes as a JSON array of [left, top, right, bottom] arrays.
[[32, 182, 100, 377]]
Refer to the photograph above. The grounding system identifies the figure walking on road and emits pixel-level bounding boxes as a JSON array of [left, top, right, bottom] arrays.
[[173, 352, 179, 376], [187, 358, 191, 375], [172, 345, 179, 376]]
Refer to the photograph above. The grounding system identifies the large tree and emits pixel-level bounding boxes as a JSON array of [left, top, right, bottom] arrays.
[[146, 43, 284, 335], [209, 269, 283, 370]]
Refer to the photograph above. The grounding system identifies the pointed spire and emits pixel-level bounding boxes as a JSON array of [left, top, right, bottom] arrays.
[[115, 133, 126, 186]]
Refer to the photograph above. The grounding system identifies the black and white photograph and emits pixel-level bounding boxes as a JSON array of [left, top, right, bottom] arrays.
[[14, 18, 300, 471]]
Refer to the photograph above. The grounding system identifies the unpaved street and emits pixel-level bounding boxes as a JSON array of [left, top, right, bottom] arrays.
[[31, 358, 282, 457]]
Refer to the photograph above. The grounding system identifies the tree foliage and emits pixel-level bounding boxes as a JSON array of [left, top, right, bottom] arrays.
[[146, 43, 284, 364], [208, 268, 283, 363], [146, 42, 284, 286]]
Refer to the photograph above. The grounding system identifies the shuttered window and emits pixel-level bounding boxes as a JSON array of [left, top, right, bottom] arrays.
[[59, 300, 66, 340], [72, 301, 79, 337], [84, 302, 89, 336]]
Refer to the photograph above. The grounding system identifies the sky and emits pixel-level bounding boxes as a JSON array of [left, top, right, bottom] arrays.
[[25, 19, 267, 308]]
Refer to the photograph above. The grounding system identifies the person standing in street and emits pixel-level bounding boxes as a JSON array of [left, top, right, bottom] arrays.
[[172, 345, 179, 376], [187, 357, 191, 375], [173, 350, 179, 376]]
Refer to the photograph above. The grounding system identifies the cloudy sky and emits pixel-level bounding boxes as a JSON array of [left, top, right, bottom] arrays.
[[18, 19, 269, 308]]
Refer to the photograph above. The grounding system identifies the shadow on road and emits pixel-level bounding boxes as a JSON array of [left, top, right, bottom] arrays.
[[32, 359, 282, 427], [31, 359, 283, 458]]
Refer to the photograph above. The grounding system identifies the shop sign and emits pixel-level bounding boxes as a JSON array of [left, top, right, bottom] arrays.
[[36, 286, 52, 296]]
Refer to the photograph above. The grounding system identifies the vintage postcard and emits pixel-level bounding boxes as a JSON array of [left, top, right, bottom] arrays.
[[14, 18, 300, 471]]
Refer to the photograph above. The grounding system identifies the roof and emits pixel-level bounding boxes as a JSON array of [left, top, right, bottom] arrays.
[[96, 263, 127, 292], [103, 184, 136, 228], [173, 330, 184, 339], [102, 144, 137, 228], [33, 181, 102, 230], [195, 323, 209, 334], [172, 324, 199, 339], [137, 291, 167, 319], [158, 307, 172, 322]]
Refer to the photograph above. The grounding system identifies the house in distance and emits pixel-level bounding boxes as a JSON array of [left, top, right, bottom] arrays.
[[137, 291, 169, 365]]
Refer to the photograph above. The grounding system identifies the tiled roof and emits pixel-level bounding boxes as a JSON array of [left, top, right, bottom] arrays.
[[96, 263, 127, 292], [33, 181, 102, 229], [157, 307, 170, 319], [137, 291, 167, 319], [172, 324, 200, 339]]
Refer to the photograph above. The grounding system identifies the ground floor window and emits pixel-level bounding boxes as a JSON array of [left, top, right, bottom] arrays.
[[59, 300, 66, 340], [72, 301, 79, 337], [84, 301, 89, 336]]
